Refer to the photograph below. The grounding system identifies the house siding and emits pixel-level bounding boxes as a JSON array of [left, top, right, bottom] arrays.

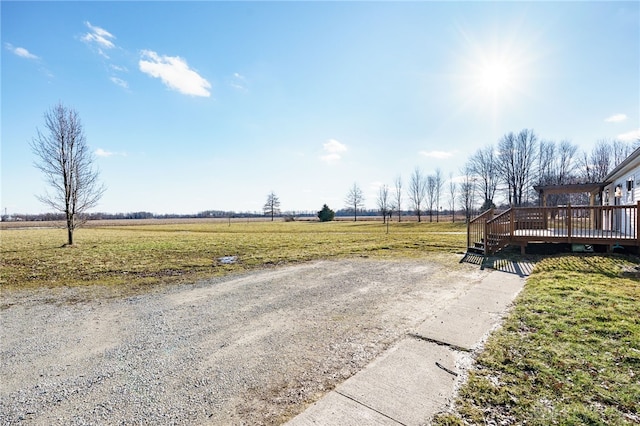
[[601, 151, 640, 237]]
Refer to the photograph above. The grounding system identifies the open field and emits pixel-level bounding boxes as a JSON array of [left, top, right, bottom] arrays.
[[435, 255, 640, 425], [0, 220, 467, 295]]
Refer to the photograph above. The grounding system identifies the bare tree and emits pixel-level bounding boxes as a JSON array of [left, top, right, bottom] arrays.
[[425, 174, 437, 222], [376, 184, 390, 224], [538, 140, 555, 186], [345, 182, 365, 221], [448, 172, 457, 223], [497, 129, 538, 206], [434, 168, 443, 222], [394, 175, 403, 222], [612, 140, 634, 166], [469, 145, 499, 210], [408, 167, 427, 222], [538, 140, 579, 204], [31, 103, 105, 246], [580, 139, 637, 183], [580, 140, 612, 182], [556, 140, 579, 183], [263, 191, 281, 221], [458, 163, 477, 223]]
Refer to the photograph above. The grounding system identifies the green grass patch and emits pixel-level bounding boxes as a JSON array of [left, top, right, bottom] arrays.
[[434, 255, 640, 425], [1, 220, 466, 295]]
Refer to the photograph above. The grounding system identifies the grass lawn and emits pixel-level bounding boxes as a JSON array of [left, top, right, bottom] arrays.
[[0, 220, 466, 294], [435, 255, 640, 425]]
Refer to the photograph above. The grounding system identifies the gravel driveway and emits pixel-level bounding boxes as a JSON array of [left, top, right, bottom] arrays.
[[1, 257, 485, 425]]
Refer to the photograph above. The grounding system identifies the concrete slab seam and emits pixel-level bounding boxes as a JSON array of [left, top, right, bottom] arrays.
[[407, 333, 471, 353], [334, 390, 407, 426]]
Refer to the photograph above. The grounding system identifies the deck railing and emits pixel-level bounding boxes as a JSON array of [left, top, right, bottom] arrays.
[[508, 204, 638, 240], [486, 209, 514, 253], [467, 208, 495, 255], [468, 202, 640, 255]]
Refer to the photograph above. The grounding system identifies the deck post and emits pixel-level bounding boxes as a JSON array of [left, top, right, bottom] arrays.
[[510, 208, 515, 237], [567, 203, 572, 243], [483, 208, 492, 256], [636, 201, 640, 247]]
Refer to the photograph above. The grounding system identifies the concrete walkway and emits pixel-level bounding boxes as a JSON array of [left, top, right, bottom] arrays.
[[286, 268, 526, 426]]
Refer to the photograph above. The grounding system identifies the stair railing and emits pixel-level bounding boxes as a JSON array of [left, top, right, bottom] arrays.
[[485, 208, 514, 255], [467, 208, 494, 255]]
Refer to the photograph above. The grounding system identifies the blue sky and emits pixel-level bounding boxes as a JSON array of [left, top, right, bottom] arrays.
[[2, 1, 639, 215]]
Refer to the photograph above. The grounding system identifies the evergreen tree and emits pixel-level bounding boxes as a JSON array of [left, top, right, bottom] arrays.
[[317, 204, 335, 222]]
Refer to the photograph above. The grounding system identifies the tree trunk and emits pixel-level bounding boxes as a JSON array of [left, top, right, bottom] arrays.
[[67, 225, 74, 246]]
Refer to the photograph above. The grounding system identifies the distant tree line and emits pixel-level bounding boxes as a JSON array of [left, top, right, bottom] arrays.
[[190, 132, 625, 224], [337, 131, 639, 225]]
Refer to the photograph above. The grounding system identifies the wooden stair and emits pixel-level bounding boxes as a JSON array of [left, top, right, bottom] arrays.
[[468, 230, 509, 257]]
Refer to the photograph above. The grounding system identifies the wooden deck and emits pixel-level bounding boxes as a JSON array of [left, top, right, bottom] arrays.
[[467, 202, 640, 255]]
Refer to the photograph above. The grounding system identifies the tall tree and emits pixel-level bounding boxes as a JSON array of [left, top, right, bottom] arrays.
[[612, 139, 635, 166], [557, 140, 579, 183], [538, 140, 579, 204], [408, 167, 427, 222], [469, 145, 499, 210], [458, 163, 477, 223], [376, 184, 390, 224], [537, 139, 556, 186], [448, 172, 457, 223], [394, 175, 403, 222], [345, 182, 365, 221], [31, 103, 105, 246], [425, 174, 437, 222], [263, 191, 281, 221], [434, 168, 443, 222], [497, 129, 538, 206], [580, 140, 612, 182]]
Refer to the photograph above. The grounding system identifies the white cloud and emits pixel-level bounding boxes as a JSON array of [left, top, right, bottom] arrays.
[[605, 113, 628, 123], [110, 77, 129, 89], [618, 128, 640, 142], [4, 43, 38, 59], [96, 148, 113, 157], [14, 47, 38, 59], [110, 64, 128, 72], [419, 150, 455, 159], [82, 21, 116, 52], [139, 50, 211, 97], [320, 139, 348, 164], [96, 148, 127, 157], [323, 139, 347, 153]]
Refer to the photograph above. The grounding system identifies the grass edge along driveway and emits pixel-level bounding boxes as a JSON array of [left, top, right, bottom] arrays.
[[434, 255, 640, 426]]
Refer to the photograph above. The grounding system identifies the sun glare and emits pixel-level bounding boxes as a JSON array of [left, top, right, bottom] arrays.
[[477, 59, 514, 96]]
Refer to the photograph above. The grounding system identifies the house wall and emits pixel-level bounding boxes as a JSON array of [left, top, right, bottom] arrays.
[[602, 166, 639, 236]]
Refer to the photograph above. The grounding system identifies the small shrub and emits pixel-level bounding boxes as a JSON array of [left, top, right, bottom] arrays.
[[317, 204, 335, 222]]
